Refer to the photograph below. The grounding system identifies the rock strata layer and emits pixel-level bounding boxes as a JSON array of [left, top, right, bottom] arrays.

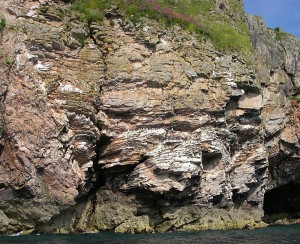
[[0, 0, 299, 234]]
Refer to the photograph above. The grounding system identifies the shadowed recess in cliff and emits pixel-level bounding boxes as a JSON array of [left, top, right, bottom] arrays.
[[90, 134, 111, 192], [75, 134, 111, 202], [263, 182, 300, 216]]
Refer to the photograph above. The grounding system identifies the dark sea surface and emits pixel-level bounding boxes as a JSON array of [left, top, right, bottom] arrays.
[[0, 225, 300, 244]]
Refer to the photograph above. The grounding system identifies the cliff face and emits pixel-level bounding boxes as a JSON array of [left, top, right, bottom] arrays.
[[0, 0, 299, 234]]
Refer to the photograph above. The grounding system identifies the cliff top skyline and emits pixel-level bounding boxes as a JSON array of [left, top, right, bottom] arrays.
[[244, 0, 300, 39]]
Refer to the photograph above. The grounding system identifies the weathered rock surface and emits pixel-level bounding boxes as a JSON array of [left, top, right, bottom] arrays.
[[0, 0, 299, 234]]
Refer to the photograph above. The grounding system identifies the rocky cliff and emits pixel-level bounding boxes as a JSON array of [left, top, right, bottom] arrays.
[[0, 0, 299, 234]]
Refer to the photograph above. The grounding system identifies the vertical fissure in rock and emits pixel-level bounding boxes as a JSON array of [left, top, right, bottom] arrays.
[[88, 22, 97, 47], [75, 133, 110, 202], [87, 21, 109, 82], [90, 134, 112, 195], [86, 193, 97, 224]]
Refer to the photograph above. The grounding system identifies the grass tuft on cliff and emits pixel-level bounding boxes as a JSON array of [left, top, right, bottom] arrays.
[[71, 0, 253, 54]]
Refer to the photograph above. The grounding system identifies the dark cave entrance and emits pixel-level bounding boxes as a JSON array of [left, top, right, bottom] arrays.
[[263, 182, 300, 216]]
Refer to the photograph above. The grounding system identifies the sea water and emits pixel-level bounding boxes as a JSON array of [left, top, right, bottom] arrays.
[[0, 224, 300, 243]]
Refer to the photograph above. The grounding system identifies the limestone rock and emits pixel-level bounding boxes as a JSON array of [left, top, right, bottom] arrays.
[[0, 210, 10, 233]]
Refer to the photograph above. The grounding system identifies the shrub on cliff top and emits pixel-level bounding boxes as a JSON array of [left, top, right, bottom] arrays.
[[273, 27, 289, 42]]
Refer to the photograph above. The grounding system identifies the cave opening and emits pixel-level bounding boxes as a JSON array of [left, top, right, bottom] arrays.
[[263, 182, 300, 216]]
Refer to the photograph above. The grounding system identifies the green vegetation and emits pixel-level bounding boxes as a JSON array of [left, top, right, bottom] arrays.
[[272, 27, 289, 41], [291, 95, 300, 103], [209, 22, 252, 53], [70, 0, 112, 22], [5, 60, 12, 66], [0, 18, 5, 32], [57, 8, 65, 18], [71, 0, 253, 53]]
